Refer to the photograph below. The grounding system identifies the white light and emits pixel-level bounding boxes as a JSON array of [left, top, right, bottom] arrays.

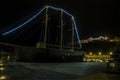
[[89, 52, 92, 55], [104, 37, 108, 40], [98, 52, 102, 55], [0, 63, 3, 66], [109, 52, 113, 55], [0, 67, 4, 71], [0, 76, 7, 80]]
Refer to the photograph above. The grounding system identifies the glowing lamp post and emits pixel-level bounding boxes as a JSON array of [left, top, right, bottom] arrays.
[[89, 52, 92, 55], [0, 63, 3, 66], [98, 52, 102, 55], [109, 52, 113, 60], [0, 67, 4, 71], [109, 52, 113, 55], [0, 76, 7, 80]]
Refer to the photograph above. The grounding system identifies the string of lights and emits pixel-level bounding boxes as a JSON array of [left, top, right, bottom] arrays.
[[2, 7, 46, 36], [2, 5, 82, 48]]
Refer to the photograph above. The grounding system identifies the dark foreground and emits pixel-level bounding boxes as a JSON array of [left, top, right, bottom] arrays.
[[0, 62, 120, 80]]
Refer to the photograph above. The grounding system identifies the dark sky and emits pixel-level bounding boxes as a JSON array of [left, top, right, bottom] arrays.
[[0, 0, 118, 39]]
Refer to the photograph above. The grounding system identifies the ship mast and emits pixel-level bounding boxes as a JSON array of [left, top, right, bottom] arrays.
[[44, 6, 48, 48], [60, 9, 63, 50], [71, 17, 74, 51]]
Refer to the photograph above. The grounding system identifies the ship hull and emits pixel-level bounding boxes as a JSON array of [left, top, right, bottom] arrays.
[[15, 46, 84, 62]]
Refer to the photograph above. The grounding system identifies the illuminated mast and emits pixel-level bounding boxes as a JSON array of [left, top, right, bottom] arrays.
[[60, 9, 63, 50], [44, 6, 48, 48], [71, 17, 74, 51]]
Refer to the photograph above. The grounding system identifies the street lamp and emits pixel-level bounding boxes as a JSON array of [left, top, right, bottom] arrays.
[[98, 52, 102, 55], [0, 76, 7, 80], [104, 36, 108, 40], [89, 52, 92, 55], [109, 52, 113, 55], [0, 67, 4, 71], [105, 37, 108, 40], [0, 63, 3, 66]]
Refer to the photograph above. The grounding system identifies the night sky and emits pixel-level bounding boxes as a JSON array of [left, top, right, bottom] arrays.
[[0, 0, 118, 39]]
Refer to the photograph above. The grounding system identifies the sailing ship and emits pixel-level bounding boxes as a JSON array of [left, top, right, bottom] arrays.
[[0, 6, 84, 62]]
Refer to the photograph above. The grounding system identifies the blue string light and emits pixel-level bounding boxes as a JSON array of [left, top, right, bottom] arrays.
[[46, 6, 82, 48], [63, 11, 82, 48], [72, 17, 82, 48], [63, 10, 73, 17], [48, 6, 61, 11], [3, 7, 46, 36], [2, 6, 82, 48]]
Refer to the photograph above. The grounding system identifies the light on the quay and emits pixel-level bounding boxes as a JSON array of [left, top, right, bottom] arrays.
[[89, 52, 92, 55], [0, 67, 4, 71], [0, 76, 7, 80], [109, 52, 113, 55], [0, 63, 3, 66], [98, 52, 102, 55], [104, 36, 108, 40], [0, 61, 2, 63]]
